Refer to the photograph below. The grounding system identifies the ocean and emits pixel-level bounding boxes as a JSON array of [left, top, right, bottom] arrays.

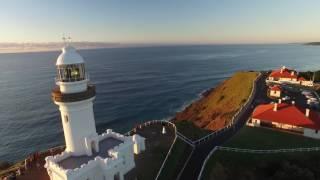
[[1, 44, 320, 163]]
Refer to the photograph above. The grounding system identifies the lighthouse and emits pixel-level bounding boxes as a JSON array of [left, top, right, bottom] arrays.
[[46, 44, 145, 180], [52, 45, 97, 156]]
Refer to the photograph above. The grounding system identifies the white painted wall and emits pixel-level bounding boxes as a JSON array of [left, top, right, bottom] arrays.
[[270, 90, 281, 97], [55, 97, 97, 156], [57, 79, 88, 94], [45, 131, 145, 180], [304, 128, 320, 139]]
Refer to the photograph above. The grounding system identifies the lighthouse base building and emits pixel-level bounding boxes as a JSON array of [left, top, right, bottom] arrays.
[[45, 131, 145, 180], [44, 44, 145, 180]]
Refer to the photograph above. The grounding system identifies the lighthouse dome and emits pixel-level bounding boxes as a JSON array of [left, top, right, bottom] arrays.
[[56, 45, 84, 65]]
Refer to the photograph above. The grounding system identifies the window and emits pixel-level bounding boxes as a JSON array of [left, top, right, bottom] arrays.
[[56, 64, 86, 82], [64, 115, 69, 123]]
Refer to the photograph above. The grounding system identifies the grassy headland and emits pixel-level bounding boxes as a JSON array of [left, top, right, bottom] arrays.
[[173, 71, 258, 133], [305, 42, 320, 46]]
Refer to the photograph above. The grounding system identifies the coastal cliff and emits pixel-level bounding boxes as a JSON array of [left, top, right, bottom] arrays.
[[173, 71, 258, 131]]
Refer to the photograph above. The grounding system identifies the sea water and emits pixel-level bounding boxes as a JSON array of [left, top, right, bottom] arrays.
[[1, 44, 320, 162]]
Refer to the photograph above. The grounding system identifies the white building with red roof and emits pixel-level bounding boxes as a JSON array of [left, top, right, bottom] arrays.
[[266, 66, 313, 86], [269, 85, 281, 98], [248, 102, 320, 139]]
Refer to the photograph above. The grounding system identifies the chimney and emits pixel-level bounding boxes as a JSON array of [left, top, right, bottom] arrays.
[[291, 71, 294, 76], [278, 99, 282, 104], [306, 108, 310, 117], [291, 101, 295, 105], [307, 99, 311, 105], [273, 103, 278, 111]]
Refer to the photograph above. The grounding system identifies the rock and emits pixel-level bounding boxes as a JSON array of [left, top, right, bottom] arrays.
[[0, 161, 11, 170]]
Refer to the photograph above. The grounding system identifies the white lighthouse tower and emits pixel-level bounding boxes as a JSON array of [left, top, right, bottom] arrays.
[[52, 45, 97, 156], [45, 44, 146, 180]]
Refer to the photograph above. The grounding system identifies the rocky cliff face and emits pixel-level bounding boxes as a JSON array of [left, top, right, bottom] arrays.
[[172, 71, 258, 131]]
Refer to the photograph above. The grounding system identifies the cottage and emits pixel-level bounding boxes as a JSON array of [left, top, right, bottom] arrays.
[[266, 66, 313, 86], [248, 102, 320, 139], [269, 85, 281, 98]]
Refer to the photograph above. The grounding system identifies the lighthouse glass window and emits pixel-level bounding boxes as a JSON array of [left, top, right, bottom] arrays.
[[57, 64, 86, 82]]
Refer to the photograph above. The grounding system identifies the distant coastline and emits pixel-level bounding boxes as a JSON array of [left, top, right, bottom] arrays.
[[0, 42, 162, 54], [304, 42, 320, 46]]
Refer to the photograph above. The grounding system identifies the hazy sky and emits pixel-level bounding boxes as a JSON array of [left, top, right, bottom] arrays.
[[1, 0, 320, 44]]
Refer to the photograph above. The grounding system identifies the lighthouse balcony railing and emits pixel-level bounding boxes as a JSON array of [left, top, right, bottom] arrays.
[[55, 74, 90, 83]]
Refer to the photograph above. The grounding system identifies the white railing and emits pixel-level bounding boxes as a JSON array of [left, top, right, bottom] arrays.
[[176, 132, 195, 147], [216, 146, 320, 153], [197, 146, 218, 180]]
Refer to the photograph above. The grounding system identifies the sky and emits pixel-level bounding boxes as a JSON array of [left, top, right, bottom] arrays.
[[1, 0, 320, 44]]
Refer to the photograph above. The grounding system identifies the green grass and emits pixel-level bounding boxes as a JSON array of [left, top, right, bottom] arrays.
[[203, 151, 320, 180], [175, 121, 211, 141], [157, 138, 193, 180], [225, 126, 320, 149], [202, 127, 320, 180]]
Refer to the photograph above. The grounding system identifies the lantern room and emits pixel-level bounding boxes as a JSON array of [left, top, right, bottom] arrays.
[[56, 45, 87, 82], [55, 45, 89, 94]]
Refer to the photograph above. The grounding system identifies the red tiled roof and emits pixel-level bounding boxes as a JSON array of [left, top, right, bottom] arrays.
[[298, 77, 306, 81], [252, 103, 320, 130], [270, 85, 281, 91], [269, 68, 297, 79]]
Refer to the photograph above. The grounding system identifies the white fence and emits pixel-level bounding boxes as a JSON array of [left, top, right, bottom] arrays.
[[217, 146, 320, 153], [196, 146, 218, 180]]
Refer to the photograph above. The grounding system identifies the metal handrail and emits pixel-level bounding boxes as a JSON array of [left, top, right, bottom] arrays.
[[55, 74, 90, 83]]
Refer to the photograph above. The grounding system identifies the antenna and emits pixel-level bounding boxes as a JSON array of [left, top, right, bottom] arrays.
[[313, 71, 315, 82], [62, 34, 67, 46], [67, 36, 72, 43]]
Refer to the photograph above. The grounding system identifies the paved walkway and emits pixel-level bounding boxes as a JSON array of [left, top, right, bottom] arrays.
[[177, 73, 269, 180]]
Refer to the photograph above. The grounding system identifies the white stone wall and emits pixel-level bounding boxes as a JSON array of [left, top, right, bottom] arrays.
[[132, 135, 146, 154], [301, 81, 314, 87], [304, 128, 320, 139], [57, 79, 88, 94], [270, 90, 281, 97], [45, 130, 145, 180], [247, 118, 260, 127]]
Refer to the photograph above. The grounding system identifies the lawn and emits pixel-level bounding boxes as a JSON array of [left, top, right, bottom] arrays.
[[125, 123, 175, 180], [157, 138, 193, 180], [225, 126, 320, 149], [202, 127, 320, 180], [175, 121, 211, 141]]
